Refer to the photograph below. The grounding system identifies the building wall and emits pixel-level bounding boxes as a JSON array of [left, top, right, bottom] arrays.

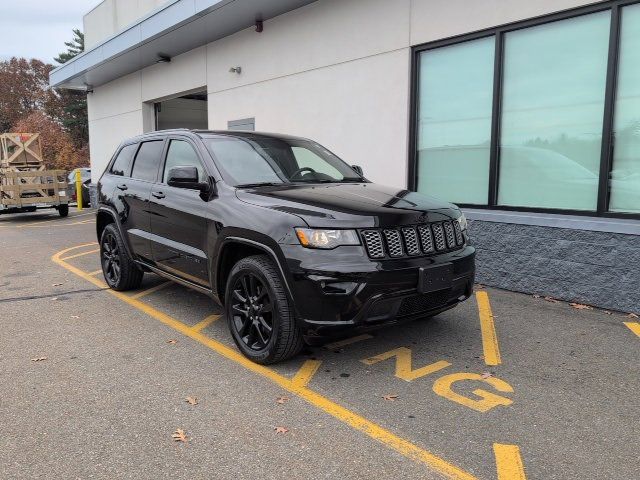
[[87, 0, 413, 184], [87, 72, 144, 176], [470, 220, 640, 313], [84, 0, 170, 49], [409, 0, 608, 44]]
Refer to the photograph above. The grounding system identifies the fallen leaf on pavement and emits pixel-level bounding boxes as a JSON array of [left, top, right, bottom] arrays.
[[274, 426, 289, 434], [276, 396, 289, 404], [382, 394, 399, 401], [172, 429, 188, 442], [603, 310, 612, 315], [52, 283, 63, 287], [31, 357, 48, 362], [166, 339, 177, 345], [481, 372, 493, 379], [627, 313, 639, 319], [532, 294, 541, 299], [569, 303, 593, 310], [476, 284, 485, 289], [70, 315, 79, 319], [185, 396, 198, 405], [544, 297, 560, 303]]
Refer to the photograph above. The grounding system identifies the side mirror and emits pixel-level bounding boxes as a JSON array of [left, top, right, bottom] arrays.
[[351, 165, 364, 176], [167, 166, 209, 193]]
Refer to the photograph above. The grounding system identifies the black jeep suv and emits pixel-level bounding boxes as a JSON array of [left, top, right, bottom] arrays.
[[97, 130, 475, 364]]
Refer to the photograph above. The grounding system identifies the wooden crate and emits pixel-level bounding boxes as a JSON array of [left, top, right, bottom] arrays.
[[0, 170, 68, 207], [0, 133, 69, 209], [0, 133, 44, 169]]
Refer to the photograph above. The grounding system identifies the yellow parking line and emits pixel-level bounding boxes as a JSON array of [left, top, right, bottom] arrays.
[[131, 281, 172, 299], [191, 314, 221, 332], [51, 244, 477, 480], [624, 322, 640, 338], [88, 269, 103, 276], [325, 334, 373, 350], [60, 248, 100, 261], [494, 444, 526, 480], [291, 360, 323, 388], [476, 291, 502, 366]]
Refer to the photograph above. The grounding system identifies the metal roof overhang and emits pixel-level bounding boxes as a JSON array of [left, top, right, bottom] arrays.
[[50, 0, 315, 90]]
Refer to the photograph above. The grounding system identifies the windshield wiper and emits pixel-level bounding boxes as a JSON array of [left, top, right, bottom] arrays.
[[291, 177, 365, 184], [235, 182, 284, 188]]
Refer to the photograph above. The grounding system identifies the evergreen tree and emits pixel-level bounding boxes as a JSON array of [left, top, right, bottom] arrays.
[[54, 29, 85, 64], [53, 29, 88, 148]]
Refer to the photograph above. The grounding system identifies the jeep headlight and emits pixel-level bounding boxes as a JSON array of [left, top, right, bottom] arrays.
[[456, 212, 468, 231], [295, 228, 360, 249]]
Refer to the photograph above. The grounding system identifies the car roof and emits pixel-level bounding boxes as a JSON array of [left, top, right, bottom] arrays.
[[124, 129, 310, 143]]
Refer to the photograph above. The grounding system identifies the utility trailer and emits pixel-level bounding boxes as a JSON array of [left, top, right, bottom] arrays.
[[0, 133, 69, 216]]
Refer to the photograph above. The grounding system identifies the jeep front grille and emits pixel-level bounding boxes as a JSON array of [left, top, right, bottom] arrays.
[[361, 230, 385, 258], [383, 229, 404, 257], [361, 221, 464, 259]]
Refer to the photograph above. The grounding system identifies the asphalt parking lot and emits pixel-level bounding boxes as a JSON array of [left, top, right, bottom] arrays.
[[1, 209, 638, 480]]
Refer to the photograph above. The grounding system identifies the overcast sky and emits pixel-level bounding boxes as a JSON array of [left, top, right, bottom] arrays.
[[0, 0, 97, 64]]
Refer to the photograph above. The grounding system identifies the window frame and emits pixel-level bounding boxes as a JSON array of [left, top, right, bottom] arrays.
[[160, 136, 209, 186], [108, 142, 139, 177], [408, 0, 640, 220], [129, 138, 166, 184]]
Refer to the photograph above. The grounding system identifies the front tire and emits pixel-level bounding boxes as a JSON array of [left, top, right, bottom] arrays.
[[225, 255, 304, 364], [100, 224, 143, 291], [58, 204, 69, 217]]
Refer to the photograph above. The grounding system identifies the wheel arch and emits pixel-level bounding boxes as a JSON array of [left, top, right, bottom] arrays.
[[96, 206, 135, 259], [215, 237, 295, 307]]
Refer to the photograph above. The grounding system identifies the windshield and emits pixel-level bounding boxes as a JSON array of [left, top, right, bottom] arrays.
[[203, 135, 363, 186]]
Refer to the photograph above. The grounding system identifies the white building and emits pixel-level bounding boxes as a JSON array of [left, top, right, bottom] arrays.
[[51, 0, 640, 312]]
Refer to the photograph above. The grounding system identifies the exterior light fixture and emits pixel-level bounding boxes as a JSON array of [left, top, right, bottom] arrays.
[[156, 55, 171, 63], [229, 66, 242, 74]]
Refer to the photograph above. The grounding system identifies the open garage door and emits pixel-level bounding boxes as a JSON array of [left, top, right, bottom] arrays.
[[155, 91, 208, 130]]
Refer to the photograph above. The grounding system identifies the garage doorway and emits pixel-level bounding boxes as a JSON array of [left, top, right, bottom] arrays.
[[154, 91, 208, 130]]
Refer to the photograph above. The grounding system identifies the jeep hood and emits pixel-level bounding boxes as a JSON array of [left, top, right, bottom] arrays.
[[235, 183, 460, 228]]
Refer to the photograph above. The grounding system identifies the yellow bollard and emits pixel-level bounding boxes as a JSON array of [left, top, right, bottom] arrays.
[[75, 169, 83, 211]]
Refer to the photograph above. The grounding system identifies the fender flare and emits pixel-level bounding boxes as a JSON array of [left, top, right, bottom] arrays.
[[215, 236, 296, 307], [96, 205, 135, 259]]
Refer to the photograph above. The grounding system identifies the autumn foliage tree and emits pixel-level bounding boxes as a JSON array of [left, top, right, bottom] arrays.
[[0, 58, 57, 132], [12, 112, 87, 170], [0, 30, 89, 171]]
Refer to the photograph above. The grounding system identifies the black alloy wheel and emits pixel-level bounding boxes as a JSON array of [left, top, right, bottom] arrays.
[[225, 255, 304, 364], [99, 223, 143, 291], [101, 230, 121, 285], [230, 273, 274, 351]]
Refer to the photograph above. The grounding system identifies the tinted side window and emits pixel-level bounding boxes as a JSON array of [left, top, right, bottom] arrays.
[[110, 144, 137, 176], [163, 140, 205, 183], [131, 140, 164, 182]]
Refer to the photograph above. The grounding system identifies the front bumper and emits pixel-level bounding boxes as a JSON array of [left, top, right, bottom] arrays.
[[280, 244, 476, 343]]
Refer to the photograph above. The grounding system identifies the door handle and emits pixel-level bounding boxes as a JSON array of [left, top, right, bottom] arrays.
[[151, 191, 165, 199], [117, 184, 128, 191]]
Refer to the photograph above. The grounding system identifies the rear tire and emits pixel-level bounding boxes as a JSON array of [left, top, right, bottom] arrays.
[[100, 223, 143, 291], [58, 204, 69, 217], [225, 255, 304, 364]]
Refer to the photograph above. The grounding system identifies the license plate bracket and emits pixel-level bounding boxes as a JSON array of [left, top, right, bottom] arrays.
[[418, 263, 454, 293]]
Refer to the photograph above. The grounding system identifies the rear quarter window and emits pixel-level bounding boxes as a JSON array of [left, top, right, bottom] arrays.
[[110, 144, 138, 177]]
